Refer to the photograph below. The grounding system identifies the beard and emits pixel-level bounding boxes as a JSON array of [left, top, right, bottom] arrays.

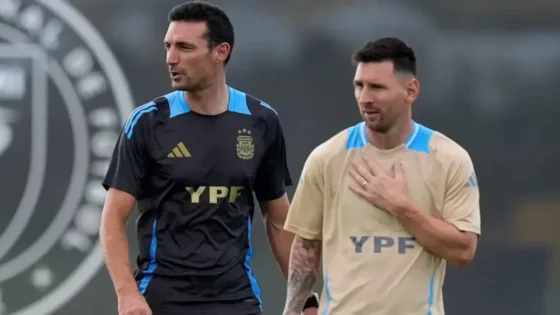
[[172, 73, 212, 92], [362, 112, 396, 133]]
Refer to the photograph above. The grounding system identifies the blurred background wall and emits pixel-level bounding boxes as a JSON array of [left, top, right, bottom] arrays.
[[0, 0, 559, 314]]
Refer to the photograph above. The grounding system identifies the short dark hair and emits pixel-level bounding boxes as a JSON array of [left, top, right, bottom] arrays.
[[168, 1, 235, 65], [352, 37, 416, 75]]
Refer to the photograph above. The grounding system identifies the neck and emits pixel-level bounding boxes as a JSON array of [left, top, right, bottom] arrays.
[[184, 75, 228, 116], [366, 114, 414, 150]]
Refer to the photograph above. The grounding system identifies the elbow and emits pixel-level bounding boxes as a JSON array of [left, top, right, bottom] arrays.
[[450, 253, 473, 268], [99, 211, 112, 236], [99, 214, 107, 238], [99, 211, 126, 240], [265, 217, 288, 234], [98, 217, 111, 245], [449, 247, 476, 268], [264, 219, 294, 247], [448, 232, 478, 268]]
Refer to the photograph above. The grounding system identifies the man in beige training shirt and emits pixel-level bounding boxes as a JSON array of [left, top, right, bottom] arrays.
[[281, 37, 481, 315]]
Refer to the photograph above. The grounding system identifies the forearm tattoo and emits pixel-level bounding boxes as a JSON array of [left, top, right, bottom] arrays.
[[284, 236, 321, 313]]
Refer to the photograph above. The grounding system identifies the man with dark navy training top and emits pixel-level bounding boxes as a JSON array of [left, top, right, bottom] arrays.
[[99, 2, 318, 315]]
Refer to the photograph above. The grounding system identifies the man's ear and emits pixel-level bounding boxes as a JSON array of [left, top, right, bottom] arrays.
[[213, 42, 231, 64], [406, 78, 420, 104]]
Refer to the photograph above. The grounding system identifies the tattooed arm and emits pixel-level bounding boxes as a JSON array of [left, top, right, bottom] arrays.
[[283, 146, 325, 314], [282, 236, 322, 315]]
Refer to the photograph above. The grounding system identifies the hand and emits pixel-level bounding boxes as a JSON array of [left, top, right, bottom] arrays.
[[117, 292, 152, 315], [302, 307, 319, 315], [349, 157, 411, 215]]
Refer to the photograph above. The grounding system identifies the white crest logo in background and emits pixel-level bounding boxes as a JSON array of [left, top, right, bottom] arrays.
[[0, 0, 134, 314]]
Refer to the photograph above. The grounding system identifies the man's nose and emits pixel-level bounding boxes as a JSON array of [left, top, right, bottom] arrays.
[[166, 48, 179, 66], [358, 90, 375, 104]]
